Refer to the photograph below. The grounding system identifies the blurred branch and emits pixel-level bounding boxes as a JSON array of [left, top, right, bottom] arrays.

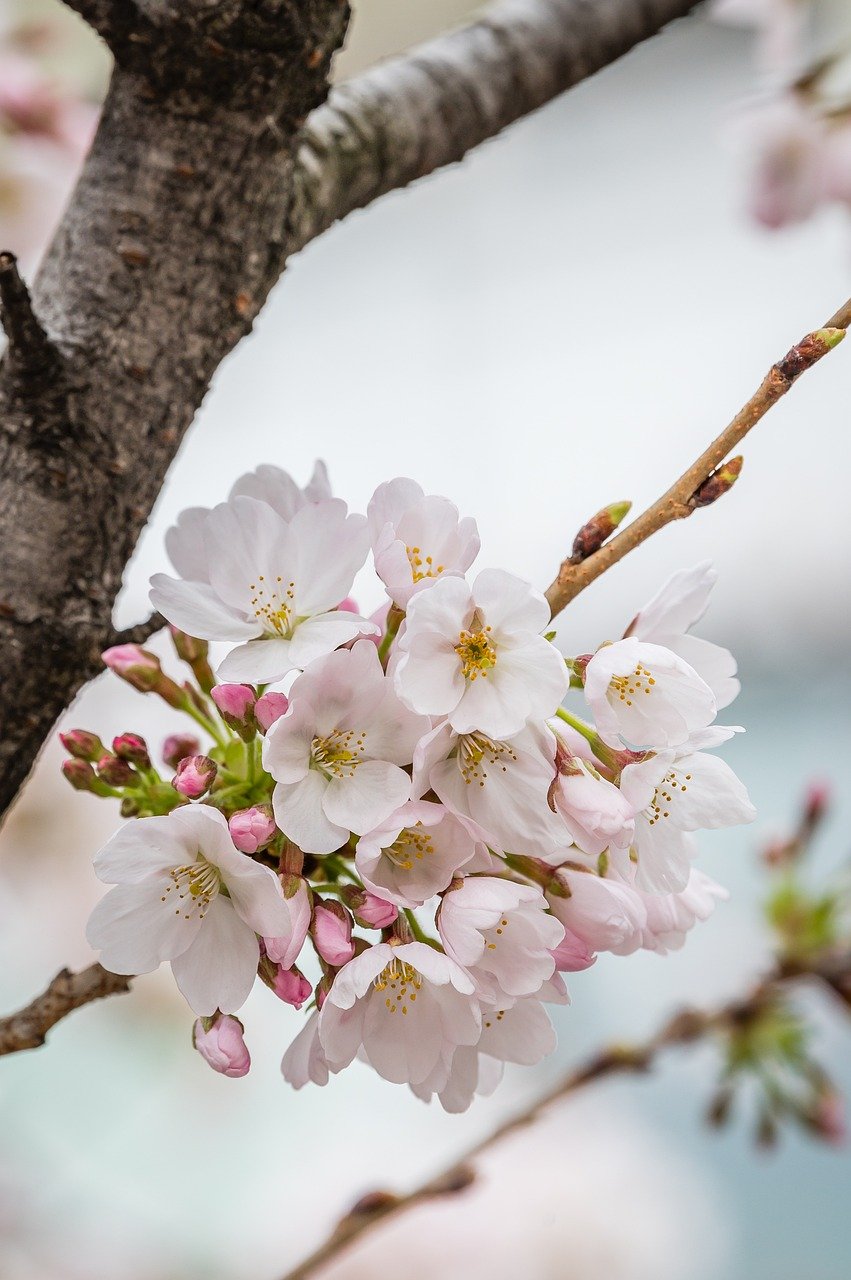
[[0, 963, 131, 1056], [106, 611, 165, 648], [545, 307, 850, 618], [279, 949, 851, 1280], [62, 0, 139, 42], [289, 0, 701, 250], [0, 252, 61, 386]]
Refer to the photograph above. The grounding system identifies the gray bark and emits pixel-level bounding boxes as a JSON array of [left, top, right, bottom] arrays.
[[0, 0, 698, 821]]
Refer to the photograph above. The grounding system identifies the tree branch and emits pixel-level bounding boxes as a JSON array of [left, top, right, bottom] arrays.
[[545, 308, 850, 618], [289, 0, 700, 251], [278, 951, 851, 1280], [62, 0, 139, 42], [105, 611, 165, 648], [0, 963, 131, 1055]]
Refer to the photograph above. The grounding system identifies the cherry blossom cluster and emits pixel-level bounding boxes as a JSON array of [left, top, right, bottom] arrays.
[[64, 463, 755, 1111], [714, 0, 851, 226]]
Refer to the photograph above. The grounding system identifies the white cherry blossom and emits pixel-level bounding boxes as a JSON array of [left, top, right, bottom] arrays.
[[395, 569, 568, 739], [86, 805, 291, 1015], [583, 638, 717, 750], [547, 868, 648, 957], [625, 562, 740, 710], [548, 744, 635, 860], [367, 477, 480, 608], [413, 721, 570, 859], [619, 732, 756, 893], [318, 942, 481, 1087], [151, 496, 374, 683], [438, 876, 563, 999], [264, 640, 430, 854], [356, 800, 489, 908], [281, 1010, 332, 1089], [639, 869, 729, 953]]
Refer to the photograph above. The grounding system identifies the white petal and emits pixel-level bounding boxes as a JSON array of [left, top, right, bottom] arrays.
[[93, 815, 193, 885], [87, 878, 200, 973], [289, 501, 369, 613], [322, 761, 412, 836], [149, 575, 256, 643], [170, 897, 259, 1015], [273, 773, 348, 854], [287, 611, 376, 668], [628, 562, 716, 638], [165, 507, 211, 581], [217, 638, 296, 684], [472, 567, 550, 634], [206, 496, 296, 614]]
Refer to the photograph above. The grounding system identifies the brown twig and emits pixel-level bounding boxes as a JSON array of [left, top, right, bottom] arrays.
[[0, 963, 131, 1056], [545, 306, 850, 618], [105, 612, 165, 649], [278, 951, 851, 1280]]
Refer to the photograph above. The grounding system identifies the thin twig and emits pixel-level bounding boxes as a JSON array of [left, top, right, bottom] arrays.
[[0, 963, 131, 1056], [545, 305, 850, 618], [106, 612, 165, 648], [278, 951, 851, 1280]]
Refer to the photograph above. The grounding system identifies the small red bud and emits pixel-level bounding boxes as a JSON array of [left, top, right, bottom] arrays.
[[60, 729, 105, 762], [112, 733, 151, 769]]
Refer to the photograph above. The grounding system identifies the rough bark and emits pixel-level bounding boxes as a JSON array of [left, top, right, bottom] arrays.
[[0, 0, 698, 822]]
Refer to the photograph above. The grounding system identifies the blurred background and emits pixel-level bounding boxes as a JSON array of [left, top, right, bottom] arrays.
[[1, 0, 849, 1276]]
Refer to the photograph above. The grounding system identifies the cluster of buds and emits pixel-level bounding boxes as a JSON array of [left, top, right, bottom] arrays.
[[71, 462, 757, 1111]]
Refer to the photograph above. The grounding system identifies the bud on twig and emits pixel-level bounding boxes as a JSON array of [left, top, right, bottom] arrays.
[[61, 759, 114, 796], [172, 754, 217, 798], [342, 885, 399, 929], [312, 901, 356, 966], [102, 644, 184, 708], [112, 733, 151, 770], [59, 729, 105, 762], [170, 628, 216, 693], [255, 691, 289, 733], [570, 501, 631, 561], [689, 456, 743, 509], [211, 683, 257, 740], [228, 805, 276, 854], [96, 754, 137, 788], [161, 733, 201, 769]]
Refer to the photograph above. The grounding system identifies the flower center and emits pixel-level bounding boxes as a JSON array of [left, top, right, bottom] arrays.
[[455, 617, 497, 681], [249, 575, 296, 637], [311, 727, 367, 779], [458, 732, 517, 786], [161, 857, 221, 921], [610, 663, 656, 707], [405, 544, 446, 585], [373, 958, 423, 1015], [646, 767, 692, 826], [385, 823, 435, 872]]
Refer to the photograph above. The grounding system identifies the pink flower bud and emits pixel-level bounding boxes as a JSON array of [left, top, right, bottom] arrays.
[[61, 758, 99, 792], [211, 683, 257, 739], [96, 754, 136, 788], [170, 627, 209, 665], [312, 902, 355, 967], [228, 805, 277, 854], [272, 966, 312, 1009], [102, 644, 161, 689], [254, 691, 289, 733], [172, 754, 217, 798], [161, 733, 201, 769], [59, 729, 105, 762], [347, 888, 398, 929], [551, 929, 596, 972], [192, 1014, 250, 1078], [112, 733, 150, 769]]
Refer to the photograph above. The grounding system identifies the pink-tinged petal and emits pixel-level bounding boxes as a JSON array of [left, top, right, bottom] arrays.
[[367, 478, 425, 541], [219, 857, 291, 937], [273, 773, 348, 854], [664, 753, 756, 830], [627, 562, 716, 639], [229, 464, 304, 521], [633, 818, 694, 894], [171, 897, 259, 1015], [322, 760, 412, 835], [216, 637, 296, 684], [281, 1011, 331, 1088], [479, 998, 557, 1065], [206, 496, 296, 613], [149, 575, 256, 643], [87, 877, 200, 973], [664, 633, 740, 711], [403, 574, 472, 638], [289, 501, 369, 613], [394, 636, 464, 716], [262, 698, 317, 783]]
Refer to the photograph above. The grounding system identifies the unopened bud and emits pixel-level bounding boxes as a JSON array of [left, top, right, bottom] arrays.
[[342, 885, 398, 929], [228, 804, 276, 854], [59, 729, 105, 762], [211, 683, 257, 740], [254, 691, 289, 733], [172, 754, 217, 798], [112, 733, 151, 769], [259, 957, 312, 1009], [102, 644, 184, 707], [161, 733, 201, 769], [571, 501, 631, 561], [96, 754, 136, 787], [690, 456, 743, 509], [62, 758, 112, 795], [312, 901, 355, 967], [192, 1013, 250, 1078], [120, 795, 142, 818], [803, 781, 830, 832]]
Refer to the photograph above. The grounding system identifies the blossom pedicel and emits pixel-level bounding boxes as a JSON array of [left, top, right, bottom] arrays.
[[68, 462, 755, 1111]]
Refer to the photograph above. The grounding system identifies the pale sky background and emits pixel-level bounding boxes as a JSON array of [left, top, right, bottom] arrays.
[[1, 4, 850, 1279]]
